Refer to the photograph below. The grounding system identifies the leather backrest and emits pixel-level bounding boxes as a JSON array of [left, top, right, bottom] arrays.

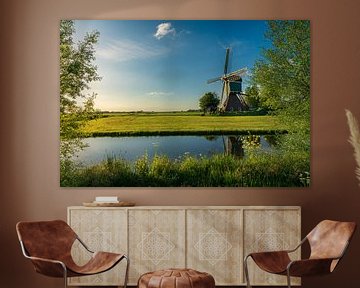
[[16, 220, 77, 261], [307, 220, 356, 260]]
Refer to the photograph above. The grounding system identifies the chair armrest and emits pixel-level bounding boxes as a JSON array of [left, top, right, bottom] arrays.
[[245, 237, 306, 259], [26, 255, 65, 265], [287, 258, 336, 277], [285, 237, 307, 253], [76, 236, 94, 253], [247, 250, 290, 259], [19, 240, 67, 277], [25, 255, 67, 278]]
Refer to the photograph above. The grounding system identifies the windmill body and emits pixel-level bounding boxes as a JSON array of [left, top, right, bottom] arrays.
[[207, 48, 249, 112]]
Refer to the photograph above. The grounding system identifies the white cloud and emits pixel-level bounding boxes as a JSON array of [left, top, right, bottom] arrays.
[[154, 22, 176, 40], [147, 91, 174, 97], [97, 39, 168, 62]]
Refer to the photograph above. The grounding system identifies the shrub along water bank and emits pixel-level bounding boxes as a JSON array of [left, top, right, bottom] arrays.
[[61, 150, 310, 187]]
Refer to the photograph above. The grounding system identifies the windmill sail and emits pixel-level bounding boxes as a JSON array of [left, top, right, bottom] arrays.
[[223, 48, 230, 75], [207, 48, 248, 112], [207, 76, 222, 84]]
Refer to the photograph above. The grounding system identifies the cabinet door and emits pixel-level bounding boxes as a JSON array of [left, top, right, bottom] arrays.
[[68, 208, 127, 286], [128, 209, 186, 284], [243, 208, 301, 286], [187, 209, 243, 285]]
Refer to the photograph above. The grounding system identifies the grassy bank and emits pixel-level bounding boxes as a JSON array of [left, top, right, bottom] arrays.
[[81, 113, 285, 137], [61, 151, 310, 187]]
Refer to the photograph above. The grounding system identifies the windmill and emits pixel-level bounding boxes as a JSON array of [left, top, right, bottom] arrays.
[[207, 48, 248, 112]]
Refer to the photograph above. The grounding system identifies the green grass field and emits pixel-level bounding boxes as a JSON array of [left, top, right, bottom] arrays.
[[82, 113, 285, 136]]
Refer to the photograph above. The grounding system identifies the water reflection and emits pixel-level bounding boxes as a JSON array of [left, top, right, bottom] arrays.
[[223, 136, 245, 157], [75, 135, 277, 166]]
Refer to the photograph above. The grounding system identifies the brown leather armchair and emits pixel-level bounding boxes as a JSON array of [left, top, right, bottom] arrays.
[[16, 220, 129, 288], [244, 220, 356, 288]]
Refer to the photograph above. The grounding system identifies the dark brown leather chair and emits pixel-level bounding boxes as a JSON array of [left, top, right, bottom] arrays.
[[244, 220, 356, 288], [16, 220, 129, 288]]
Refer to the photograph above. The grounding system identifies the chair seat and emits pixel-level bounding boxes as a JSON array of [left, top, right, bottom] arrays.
[[66, 251, 124, 276], [250, 252, 338, 277], [250, 251, 291, 275]]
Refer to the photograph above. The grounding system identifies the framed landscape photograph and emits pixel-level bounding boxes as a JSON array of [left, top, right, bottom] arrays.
[[60, 20, 310, 187]]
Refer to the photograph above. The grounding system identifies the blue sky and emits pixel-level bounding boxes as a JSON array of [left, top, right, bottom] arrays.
[[72, 20, 270, 112]]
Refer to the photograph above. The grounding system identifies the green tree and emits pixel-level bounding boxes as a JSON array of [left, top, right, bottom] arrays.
[[60, 20, 101, 163], [199, 92, 220, 113], [252, 20, 310, 151], [253, 20, 310, 111], [244, 85, 261, 109]]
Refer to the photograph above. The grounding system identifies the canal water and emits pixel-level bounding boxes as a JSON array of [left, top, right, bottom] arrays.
[[74, 135, 278, 166]]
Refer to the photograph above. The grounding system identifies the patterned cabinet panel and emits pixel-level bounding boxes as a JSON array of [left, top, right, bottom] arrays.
[[128, 209, 186, 284], [68, 206, 301, 286], [68, 208, 127, 286], [243, 208, 301, 286], [187, 209, 243, 285]]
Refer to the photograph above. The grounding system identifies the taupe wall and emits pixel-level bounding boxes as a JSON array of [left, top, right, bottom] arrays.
[[1, 0, 360, 287]]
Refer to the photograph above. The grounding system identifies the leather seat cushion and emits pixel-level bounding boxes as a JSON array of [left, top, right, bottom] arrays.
[[138, 268, 215, 288]]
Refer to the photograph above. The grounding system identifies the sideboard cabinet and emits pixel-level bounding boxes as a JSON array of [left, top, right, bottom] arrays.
[[67, 206, 301, 286]]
